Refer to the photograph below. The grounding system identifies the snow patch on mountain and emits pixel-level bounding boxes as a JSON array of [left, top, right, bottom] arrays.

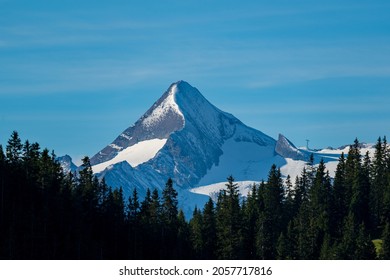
[[92, 138, 167, 173], [198, 133, 285, 186], [191, 181, 257, 201]]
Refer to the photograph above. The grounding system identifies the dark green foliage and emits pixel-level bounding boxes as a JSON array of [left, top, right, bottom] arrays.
[[256, 165, 284, 259], [381, 222, 390, 259], [189, 207, 203, 257], [6, 131, 23, 165], [162, 178, 178, 227], [276, 232, 288, 260], [335, 213, 376, 259], [241, 184, 260, 259], [201, 198, 217, 259], [333, 153, 347, 237], [215, 175, 242, 259]]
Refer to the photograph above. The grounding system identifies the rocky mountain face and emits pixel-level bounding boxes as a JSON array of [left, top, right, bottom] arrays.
[[275, 134, 308, 161]]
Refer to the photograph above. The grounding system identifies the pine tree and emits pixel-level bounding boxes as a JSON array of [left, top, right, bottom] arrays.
[[127, 188, 140, 221], [295, 168, 309, 211], [256, 165, 284, 259], [78, 156, 99, 213], [333, 152, 347, 237], [304, 160, 330, 259], [370, 137, 390, 230], [162, 178, 178, 227], [0, 144, 7, 257], [336, 212, 357, 259], [0, 145, 5, 224], [189, 207, 203, 258], [140, 188, 152, 223], [5, 131, 22, 165], [242, 183, 259, 259], [354, 223, 376, 260], [345, 139, 361, 210], [276, 232, 288, 260], [22, 141, 41, 184], [112, 187, 125, 220], [319, 234, 334, 259], [150, 189, 162, 227], [336, 213, 376, 259], [284, 175, 296, 222], [177, 209, 191, 259], [284, 220, 298, 259], [202, 198, 216, 259], [293, 201, 312, 259], [0, 145, 4, 163], [216, 176, 242, 259]]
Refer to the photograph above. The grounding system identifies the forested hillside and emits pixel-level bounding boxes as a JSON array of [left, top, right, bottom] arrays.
[[0, 131, 389, 259]]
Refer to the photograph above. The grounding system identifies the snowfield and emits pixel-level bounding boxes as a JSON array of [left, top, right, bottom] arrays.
[[191, 181, 257, 201], [92, 138, 167, 173]]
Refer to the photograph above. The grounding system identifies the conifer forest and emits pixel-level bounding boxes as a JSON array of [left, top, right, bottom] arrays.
[[1, 131, 390, 260]]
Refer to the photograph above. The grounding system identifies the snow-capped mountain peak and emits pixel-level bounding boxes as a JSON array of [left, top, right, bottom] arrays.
[[86, 81, 282, 216], [90, 82, 189, 166], [140, 82, 184, 129]]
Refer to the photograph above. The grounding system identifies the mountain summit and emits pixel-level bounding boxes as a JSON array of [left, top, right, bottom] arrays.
[[87, 81, 291, 214]]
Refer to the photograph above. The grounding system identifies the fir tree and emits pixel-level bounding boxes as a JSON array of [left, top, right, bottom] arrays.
[[306, 159, 332, 259], [189, 207, 203, 258], [5, 131, 22, 165], [177, 209, 191, 259], [256, 165, 284, 259], [150, 189, 162, 226], [242, 183, 259, 259], [202, 198, 216, 259], [216, 176, 242, 259], [140, 188, 152, 223], [276, 232, 288, 260], [0, 145, 5, 226], [354, 223, 376, 260], [162, 178, 178, 227], [370, 137, 387, 229], [336, 213, 376, 259], [319, 234, 334, 260], [127, 188, 140, 221]]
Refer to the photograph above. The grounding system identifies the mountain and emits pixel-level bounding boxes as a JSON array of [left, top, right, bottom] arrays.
[[87, 81, 287, 215], [57, 155, 77, 174], [60, 81, 371, 216]]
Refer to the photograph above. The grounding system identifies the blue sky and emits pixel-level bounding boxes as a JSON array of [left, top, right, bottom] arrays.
[[1, 0, 390, 164]]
